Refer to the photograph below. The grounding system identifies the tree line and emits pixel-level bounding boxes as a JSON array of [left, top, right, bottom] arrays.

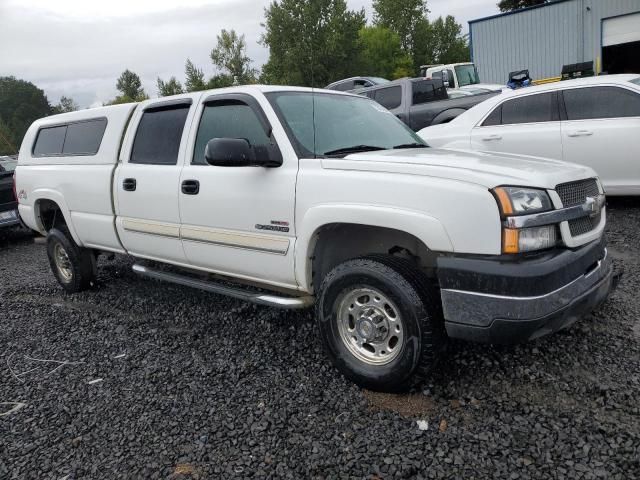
[[1, 0, 535, 154]]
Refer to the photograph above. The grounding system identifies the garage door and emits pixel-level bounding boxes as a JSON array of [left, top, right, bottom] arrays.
[[603, 12, 640, 47]]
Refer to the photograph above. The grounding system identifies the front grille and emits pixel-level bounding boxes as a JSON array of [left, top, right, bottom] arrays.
[[0, 186, 14, 204], [556, 178, 599, 207], [555, 178, 601, 237]]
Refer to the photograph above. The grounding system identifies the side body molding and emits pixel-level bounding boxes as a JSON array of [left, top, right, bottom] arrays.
[[294, 204, 454, 291]]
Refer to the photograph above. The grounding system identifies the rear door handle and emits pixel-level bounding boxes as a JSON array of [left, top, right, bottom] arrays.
[[122, 178, 136, 191], [567, 130, 593, 137], [181, 180, 200, 195], [482, 135, 502, 141]]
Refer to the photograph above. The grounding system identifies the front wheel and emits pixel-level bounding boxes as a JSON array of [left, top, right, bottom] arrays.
[[46, 227, 96, 293], [316, 256, 443, 392]]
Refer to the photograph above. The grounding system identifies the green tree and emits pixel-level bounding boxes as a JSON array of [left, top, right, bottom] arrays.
[[372, 0, 428, 52], [210, 29, 257, 84], [184, 59, 207, 92], [116, 69, 146, 100], [412, 16, 469, 68], [51, 96, 79, 114], [358, 26, 413, 80], [0, 76, 51, 155], [498, 0, 547, 12], [261, 0, 366, 87], [157, 76, 184, 96]]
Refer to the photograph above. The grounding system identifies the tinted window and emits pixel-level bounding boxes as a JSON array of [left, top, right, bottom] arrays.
[[374, 86, 402, 110], [482, 105, 502, 126], [563, 87, 640, 120], [62, 119, 107, 155], [33, 125, 66, 156], [332, 81, 354, 92], [193, 101, 270, 165], [501, 92, 557, 125], [130, 106, 189, 165], [412, 80, 447, 105]]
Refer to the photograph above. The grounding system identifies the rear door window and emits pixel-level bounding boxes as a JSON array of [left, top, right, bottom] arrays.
[[374, 86, 402, 110], [333, 80, 354, 92], [130, 105, 190, 165], [501, 92, 558, 125], [563, 86, 640, 120]]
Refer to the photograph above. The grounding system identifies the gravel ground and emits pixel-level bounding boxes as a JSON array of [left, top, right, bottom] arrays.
[[1, 199, 639, 480]]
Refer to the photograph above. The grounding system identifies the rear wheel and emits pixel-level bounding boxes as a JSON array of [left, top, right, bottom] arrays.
[[316, 256, 443, 392], [46, 227, 96, 293]]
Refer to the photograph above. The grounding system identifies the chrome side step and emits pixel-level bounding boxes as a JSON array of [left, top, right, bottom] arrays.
[[132, 264, 313, 310]]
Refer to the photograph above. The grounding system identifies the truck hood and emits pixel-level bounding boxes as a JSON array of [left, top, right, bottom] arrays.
[[321, 148, 597, 190]]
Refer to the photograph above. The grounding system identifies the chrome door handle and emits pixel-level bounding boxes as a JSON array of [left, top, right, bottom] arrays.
[[482, 135, 502, 141], [567, 130, 593, 137]]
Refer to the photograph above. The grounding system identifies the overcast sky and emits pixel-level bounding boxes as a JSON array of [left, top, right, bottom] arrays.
[[0, 0, 499, 108]]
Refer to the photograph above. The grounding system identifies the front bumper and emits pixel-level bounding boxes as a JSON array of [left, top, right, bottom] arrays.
[[437, 238, 614, 344]]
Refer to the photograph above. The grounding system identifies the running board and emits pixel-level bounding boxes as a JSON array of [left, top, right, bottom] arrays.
[[132, 264, 313, 310]]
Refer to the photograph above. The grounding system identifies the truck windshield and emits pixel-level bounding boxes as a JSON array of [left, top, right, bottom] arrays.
[[266, 91, 426, 158], [455, 64, 480, 87]]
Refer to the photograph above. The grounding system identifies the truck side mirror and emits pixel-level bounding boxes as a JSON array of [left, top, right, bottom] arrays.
[[441, 70, 450, 88], [204, 138, 282, 168]]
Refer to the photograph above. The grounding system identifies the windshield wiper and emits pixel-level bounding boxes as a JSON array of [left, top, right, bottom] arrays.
[[323, 145, 385, 156], [393, 143, 428, 149]]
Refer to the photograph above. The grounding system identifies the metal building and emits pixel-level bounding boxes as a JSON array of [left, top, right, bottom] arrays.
[[469, 0, 640, 84]]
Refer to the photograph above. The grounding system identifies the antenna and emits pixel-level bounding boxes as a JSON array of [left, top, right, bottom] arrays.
[[310, 16, 317, 159]]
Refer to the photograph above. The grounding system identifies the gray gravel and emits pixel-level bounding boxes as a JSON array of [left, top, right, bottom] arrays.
[[1, 199, 639, 479]]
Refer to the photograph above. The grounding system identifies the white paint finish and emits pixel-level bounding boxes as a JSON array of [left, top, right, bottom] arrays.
[[603, 12, 640, 47], [471, 122, 563, 160], [561, 117, 640, 195], [18, 103, 136, 167], [114, 164, 187, 263], [419, 75, 640, 195], [70, 211, 124, 253], [16, 104, 136, 247], [178, 89, 298, 285], [294, 159, 505, 290]]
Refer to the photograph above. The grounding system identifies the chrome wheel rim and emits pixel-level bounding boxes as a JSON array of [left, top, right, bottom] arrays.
[[337, 287, 404, 365], [53, 243, 73, 282]]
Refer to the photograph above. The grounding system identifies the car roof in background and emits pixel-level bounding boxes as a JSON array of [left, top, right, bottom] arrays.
[[424, 74, 640, 130]]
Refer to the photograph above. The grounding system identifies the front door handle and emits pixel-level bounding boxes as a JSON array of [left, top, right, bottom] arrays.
[[567, 130, 593, 137], [122, 178, 136, 191], [482, 134, 502, 141], [181, 180, 200, 195]]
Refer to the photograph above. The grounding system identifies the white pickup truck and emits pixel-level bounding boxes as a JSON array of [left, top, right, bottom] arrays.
[[15, 86, 614, 392]]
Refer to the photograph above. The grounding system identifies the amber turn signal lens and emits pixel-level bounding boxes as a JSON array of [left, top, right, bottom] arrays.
[[503, 228, 519, 254], [493, 187, 514, 216]]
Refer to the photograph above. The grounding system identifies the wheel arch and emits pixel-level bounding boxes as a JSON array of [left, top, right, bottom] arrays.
[[32, 190, 82, 245], [295, 205, 453, 293]]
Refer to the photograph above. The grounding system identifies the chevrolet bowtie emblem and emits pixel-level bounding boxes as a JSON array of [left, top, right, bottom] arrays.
[[584, 196, 600, 217]]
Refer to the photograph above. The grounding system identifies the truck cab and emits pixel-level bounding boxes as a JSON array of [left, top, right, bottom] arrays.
[[420, 62, 505, 91]]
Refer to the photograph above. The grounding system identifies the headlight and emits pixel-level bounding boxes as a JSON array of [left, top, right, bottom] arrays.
[[493, 186, 557, 254], [493, 187, 553, 216]]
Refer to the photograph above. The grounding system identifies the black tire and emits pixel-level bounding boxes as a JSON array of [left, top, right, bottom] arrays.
[[46, 227, 96, 293], [316, 255, 444, 392]]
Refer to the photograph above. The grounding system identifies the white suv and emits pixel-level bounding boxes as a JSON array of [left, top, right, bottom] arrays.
[[418, 75, 640, 195]]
